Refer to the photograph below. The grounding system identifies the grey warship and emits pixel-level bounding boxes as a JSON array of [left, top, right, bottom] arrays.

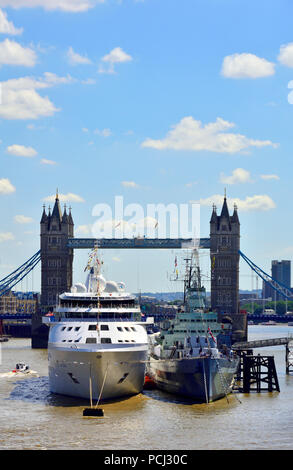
[[148, 249, 239, 403]]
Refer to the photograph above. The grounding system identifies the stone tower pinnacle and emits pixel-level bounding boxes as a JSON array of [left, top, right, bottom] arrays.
[[210, 196, 240, 315], [40, 193, 74, 312]]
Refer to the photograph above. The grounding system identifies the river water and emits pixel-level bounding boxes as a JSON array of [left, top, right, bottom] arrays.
[[0, 324, 293, 450]]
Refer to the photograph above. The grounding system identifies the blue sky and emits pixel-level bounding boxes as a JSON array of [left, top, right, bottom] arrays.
[[1, 0, 293, 294]]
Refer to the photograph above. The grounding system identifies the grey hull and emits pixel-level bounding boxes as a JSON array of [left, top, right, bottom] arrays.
[[148, 355, 239, 403]]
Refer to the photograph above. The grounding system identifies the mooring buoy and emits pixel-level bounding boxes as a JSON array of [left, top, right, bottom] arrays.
[[83, 407, 104, 417]]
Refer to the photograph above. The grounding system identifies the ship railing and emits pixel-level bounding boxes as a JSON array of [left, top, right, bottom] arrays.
[[58, 301, 138, 310], [43, 313, 145, 322]]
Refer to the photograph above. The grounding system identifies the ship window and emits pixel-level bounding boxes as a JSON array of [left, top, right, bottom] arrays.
[[101, 338, 112, 344], [67, 327, 72, 331], [118, 340, 123, 342], [86, 338, 97, 343], [125, 340, 129, 342], [74, 327, 80, 331], [88, 325, 97, 330], [117, 327, 123, 332], [61, 326, 66, 331], [125, 327, 130, 332], [100, 325, 109, 331], [130, 327, 136, 331]]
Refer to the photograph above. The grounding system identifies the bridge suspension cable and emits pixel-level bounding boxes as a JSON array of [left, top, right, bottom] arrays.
[[239, 250, 293, 301], [0, 250, 41, 297]]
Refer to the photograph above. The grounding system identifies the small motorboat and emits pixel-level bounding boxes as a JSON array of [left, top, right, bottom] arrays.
[[12, 363, 30, 374]]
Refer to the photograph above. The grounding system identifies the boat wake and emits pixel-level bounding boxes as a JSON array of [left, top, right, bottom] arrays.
[[0, 370, 39, 379]]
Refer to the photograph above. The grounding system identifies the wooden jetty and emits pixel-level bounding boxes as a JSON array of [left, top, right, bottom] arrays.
[[232, 336, 293, 393]]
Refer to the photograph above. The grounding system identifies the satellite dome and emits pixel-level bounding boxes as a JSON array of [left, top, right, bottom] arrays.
[[71, 283, 87, 293], [104, 280, 119, 293]]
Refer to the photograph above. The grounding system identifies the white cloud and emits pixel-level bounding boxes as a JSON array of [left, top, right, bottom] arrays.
[[0, 38, 36, 67], [221, 53, 275, 78], [0, 178, 15, 194], [260, 174, 280, 181], [67, 46, 92, 65], [278, 43, 293, 67], [220, 168, 252, 185], [6, 144, 37, 157], [99, 47, 132, 74], [102, 47, 132, 64], [0, 72, 73, 120], [0, 88, 58, 119], [42, 72, 74, 86], [76, 224, 91, 235], [94, 128, 112, 137], [121, 181, 139, 188], [82, 78, 96, 85], [1, 72, 73, 92], [142, 116, 278, 154], [0, 0, 104, 12], [14, 214, 33, 224], [0, 8, 23, 34], [40, 158, 57, 165], [43, 192, 85, 203], [0, 232, 14, 242], [197, 194, 276, 212]]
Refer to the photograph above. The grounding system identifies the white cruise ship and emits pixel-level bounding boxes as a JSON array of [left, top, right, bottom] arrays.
[[43, 247, 152, 401]]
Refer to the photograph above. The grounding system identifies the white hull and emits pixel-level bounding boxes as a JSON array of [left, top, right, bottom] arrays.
[[48, 343, 148, 400]]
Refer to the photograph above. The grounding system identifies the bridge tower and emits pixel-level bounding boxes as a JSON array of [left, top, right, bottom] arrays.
[[32, 192, 74, 348], [40, 192, 74, 311], [210, 196, 240, 315]]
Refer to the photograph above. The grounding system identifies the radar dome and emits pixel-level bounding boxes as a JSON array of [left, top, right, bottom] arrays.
[[71, 283, 87, 293], [104, 280, 119, 293]]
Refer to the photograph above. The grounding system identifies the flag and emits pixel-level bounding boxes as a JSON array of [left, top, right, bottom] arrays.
[[208, 327, 216, 342]]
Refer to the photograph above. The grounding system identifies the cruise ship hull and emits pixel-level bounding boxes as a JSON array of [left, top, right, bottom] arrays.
[[148, 355, 239, 403], [48, 343, 148, 401]]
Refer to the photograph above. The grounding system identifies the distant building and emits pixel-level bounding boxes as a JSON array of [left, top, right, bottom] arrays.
[[0, 291, 39, 315], [263, 260, 291, 301]]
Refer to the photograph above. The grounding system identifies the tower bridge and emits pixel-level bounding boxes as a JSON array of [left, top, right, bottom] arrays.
[[3, 191, 289, 348], [67, 237, 211, 250], [29, 193, 243, 347]]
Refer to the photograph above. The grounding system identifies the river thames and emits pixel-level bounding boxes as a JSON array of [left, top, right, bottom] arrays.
[[0, 324, 293, 451]]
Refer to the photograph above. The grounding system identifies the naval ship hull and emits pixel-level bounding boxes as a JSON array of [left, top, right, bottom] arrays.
[[48, 343, 148, 401], [148, 355, 239, 403]]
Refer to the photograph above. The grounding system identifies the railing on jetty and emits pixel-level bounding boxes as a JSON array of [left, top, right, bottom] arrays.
[[232, 336, 293, 351]]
